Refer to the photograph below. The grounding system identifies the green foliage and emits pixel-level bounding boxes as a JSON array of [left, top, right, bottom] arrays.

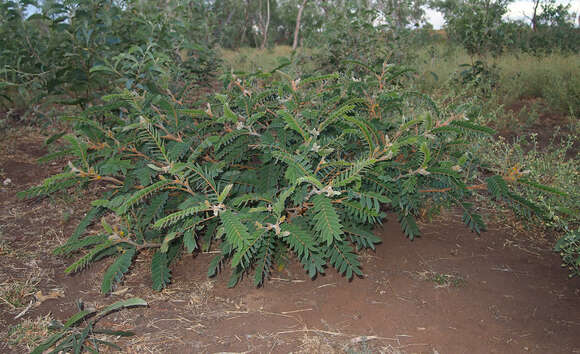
[[443, 0, 512, 57], [32, 298, 146, 354], [555, 229, 580, 278], [22, 55, 551, 290], [151, 251, 172, 291], [101, 247, 136, 294], [0, 0, 218, 121], [508, 1, 580, 55], [482, 135, 578, 228], [479, 134, 579, 277]]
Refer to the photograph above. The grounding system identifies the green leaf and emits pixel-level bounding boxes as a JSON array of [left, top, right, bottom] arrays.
[[231, 229, 263, 268], [140, 192, 169, 228], [254, 235, 275, 286], [332, 159, 375, 188], [64, 310, 94, 328], [160, 232, 179, 253], [220, 210, 251, 250], [326, 240, 362, 279], [65, 241, 115, 274], [54, 207, 104, 254], [278, 110, 309, 141], [312, 194, 343, 245], [461, 203, 486, 234], [516, 178, 567, 196], [399, 214, 420, 240], [101, 218, 114, 234], [101, 247, 136, 294], [273, 185, 296, 218], [117, 179, 174, 214], [151, 251, 171, 291], [31, 332, 67, 354], [153, 204, 210, 229], [218, 184, 234, 203], [318, 104, 355, 133], [183, 230, 197, 254], [95, 298, 147, 318], [344, 227, 382, 250]]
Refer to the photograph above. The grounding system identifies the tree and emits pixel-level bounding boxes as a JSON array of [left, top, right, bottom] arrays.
[[441, 0, 512, 57], [531, 0, 540, 31], [292, 0, 308, 50], [375, 0, 428, 28], [258, 0, 271, 49]]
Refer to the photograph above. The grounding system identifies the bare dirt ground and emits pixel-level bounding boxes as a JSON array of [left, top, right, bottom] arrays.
[[1, 129, 579, 353]]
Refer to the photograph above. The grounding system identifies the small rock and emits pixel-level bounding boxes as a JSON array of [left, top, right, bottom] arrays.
[[3, 178, 11, 186]]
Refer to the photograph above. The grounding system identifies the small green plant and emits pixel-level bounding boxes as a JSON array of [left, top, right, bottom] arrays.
[[555, 229, 580, 278], [31, 297, 147, 354], [429, 272, 466, 288]]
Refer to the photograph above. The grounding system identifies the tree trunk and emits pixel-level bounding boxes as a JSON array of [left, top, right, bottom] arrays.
[[239, 0, 250, 47], [531, 0, 540, 31], [292, 0, 308, 50], [261, 0, 270, 49]]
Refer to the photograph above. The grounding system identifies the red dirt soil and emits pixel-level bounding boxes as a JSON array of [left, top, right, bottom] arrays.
[[1, 131, 579, 353]]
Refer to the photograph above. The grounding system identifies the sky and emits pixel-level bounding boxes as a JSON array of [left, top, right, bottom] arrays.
[[426, 0, 580, 29]]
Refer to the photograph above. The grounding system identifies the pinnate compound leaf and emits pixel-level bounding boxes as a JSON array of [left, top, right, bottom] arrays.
[[151, 251, 171, 291], [312, 194, 343, 245], [220, 210, 251, 251], [101, 247, 136, 294]]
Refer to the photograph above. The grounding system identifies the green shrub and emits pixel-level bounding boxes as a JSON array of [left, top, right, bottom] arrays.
[[0, 0, 219, 120], [479, 133, 579, 277], [555, 229, 580, 278], [444, 0, 511, 58], [21, 59, 553, 291], [480, 134, 578, 228]]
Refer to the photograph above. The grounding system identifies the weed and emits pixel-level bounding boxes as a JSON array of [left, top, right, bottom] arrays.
[[430, 272, 466, 288], [479, 133, 579, 231], [555, 229, 580, 278], [415, 270, 466, 288]]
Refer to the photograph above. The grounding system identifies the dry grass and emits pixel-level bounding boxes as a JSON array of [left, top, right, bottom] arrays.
[[295, 331, 337, 353], [5, 313, 54, 352], [413, 44, 580, 117], [220, 45, 317, 74], [0, 271, 42, 310], [221, 45, 296, 72], [187, 280, 215, 310]]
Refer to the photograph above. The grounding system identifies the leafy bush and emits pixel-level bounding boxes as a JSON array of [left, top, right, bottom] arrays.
[[507, 1, 580, 55], [444, 0, 512, 58], [479, 134, 579, 277], [21, 58, 553, 291], [480, 134, 578, 229], [0, 0, 219, 120], [311, 7, 388, 72]]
